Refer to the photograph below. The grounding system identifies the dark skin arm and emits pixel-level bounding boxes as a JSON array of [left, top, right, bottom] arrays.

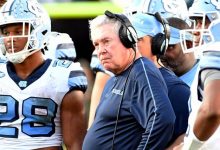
[[61, 90, 87, 150], [173, 77, 220, 150], [193, 79, 220, 140]]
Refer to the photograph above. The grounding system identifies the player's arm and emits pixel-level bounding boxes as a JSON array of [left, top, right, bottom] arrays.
[[88, 71, 110, 129], [177, 69, 220, 150], [61, 90, 86, 150], [193, 69, 220, 141]]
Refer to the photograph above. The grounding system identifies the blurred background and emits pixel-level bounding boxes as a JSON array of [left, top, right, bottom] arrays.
[[41, 0, 123, 63]]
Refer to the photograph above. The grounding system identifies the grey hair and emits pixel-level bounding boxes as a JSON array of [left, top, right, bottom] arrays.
[[89, 15, 121, 41]]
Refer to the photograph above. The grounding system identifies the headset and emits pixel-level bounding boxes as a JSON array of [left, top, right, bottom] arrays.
[[151, 12, 170, 56], [123, 10, 170, 56], [104, 10, 138, 49]]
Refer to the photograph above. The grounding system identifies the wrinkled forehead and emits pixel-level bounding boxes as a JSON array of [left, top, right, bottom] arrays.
[[91, 23, 118, 40]]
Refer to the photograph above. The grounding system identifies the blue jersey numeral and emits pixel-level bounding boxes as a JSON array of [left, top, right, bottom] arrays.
[[0, 95, 58, 138], [52, 60, 72, 68]]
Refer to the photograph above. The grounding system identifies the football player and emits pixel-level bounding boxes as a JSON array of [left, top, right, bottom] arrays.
[[176, 18, 220, 150], [175, 0, 220, 149], [180, 0, 220, 56], [0, 0, 87, 149]]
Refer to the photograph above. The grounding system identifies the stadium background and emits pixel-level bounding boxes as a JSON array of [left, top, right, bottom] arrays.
[[43, 1, 122, 63]]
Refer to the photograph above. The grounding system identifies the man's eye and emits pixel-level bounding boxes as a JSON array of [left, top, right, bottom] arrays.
[[94, 43, 98, 47], [93, 43, 99, 49], [16, 31, 23, 35], [104, 40, 111, 46], [167, 45, 174, 50], [2, 31, 9, 36], [137, 38, 143, 42]]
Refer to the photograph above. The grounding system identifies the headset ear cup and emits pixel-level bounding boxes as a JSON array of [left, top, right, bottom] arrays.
[[127, 26, 138, 44], [104, 10, 137, 48], [150, 12, 170, 56], [151, 33, 166, 55], [119, 25, 131, 48]]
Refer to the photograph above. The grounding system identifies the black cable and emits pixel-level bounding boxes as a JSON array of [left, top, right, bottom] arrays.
[[111, 45, 136, 150]]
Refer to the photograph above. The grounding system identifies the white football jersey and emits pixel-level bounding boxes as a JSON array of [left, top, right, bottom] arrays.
[[44, 32, 76, 61], [185, 54, 220, 150], [0, 51, 6, 63], [0, 59, 87, 150]]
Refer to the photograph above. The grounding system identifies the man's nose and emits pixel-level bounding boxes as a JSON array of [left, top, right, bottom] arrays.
[[97, 44, 107, 55], [5, 36, 17, 42]]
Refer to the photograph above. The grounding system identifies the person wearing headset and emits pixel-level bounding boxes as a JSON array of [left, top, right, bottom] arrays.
[[128, 12, 190, 149], [160, 17, 199, 87], [83, 10, 175, 149], [87, 0, 188, 132]]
